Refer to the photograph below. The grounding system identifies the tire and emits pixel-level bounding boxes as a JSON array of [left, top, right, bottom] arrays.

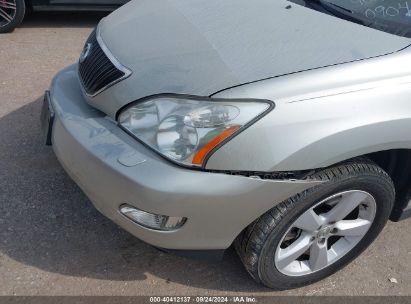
[[0, 0, 26, 34], [235, 159, 395, 290]]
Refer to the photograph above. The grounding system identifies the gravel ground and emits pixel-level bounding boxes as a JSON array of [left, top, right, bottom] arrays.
[[0, 11, 410, 297]]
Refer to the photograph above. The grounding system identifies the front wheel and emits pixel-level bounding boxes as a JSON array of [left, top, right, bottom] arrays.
[[236, 160, 395, 290], [0, 0, 25, 33]]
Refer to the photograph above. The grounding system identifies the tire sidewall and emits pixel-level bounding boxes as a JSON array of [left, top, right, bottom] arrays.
[[0, 0, 25, 33], [258, 174, 394, 289]]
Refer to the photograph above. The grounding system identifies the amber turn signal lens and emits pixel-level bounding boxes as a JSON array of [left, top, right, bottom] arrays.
[[192, 125, 240, 166]]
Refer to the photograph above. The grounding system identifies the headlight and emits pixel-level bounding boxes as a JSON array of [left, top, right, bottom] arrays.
[[118, 95, 272, 167]]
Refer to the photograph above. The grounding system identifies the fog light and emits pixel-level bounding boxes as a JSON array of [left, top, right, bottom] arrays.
[[119, 205, 187, 231]]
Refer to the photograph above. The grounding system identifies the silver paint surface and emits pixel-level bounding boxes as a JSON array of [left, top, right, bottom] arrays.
[[208, 48, 411, 171], [85, 0, 410, 118], [50, 65, 322, 250], [48, 0, 411, 250]]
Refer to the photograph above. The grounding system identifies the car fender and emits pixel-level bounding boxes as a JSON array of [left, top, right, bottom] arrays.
[[207, 50, 411, 172]]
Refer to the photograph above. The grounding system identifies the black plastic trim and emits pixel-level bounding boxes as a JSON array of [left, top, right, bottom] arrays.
[[32, 5, 120, 11], [78, 28, 132, 97], [116, 93, 275, 171], [206, 169, 316, 180], [41, 90, 54, 146], [390, 198, 411, 222], [396, 208, 411, 221]]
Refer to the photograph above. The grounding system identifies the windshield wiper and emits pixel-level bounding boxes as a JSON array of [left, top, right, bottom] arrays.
[[303, 0, 366, 25], [319, 0, 354, 14]]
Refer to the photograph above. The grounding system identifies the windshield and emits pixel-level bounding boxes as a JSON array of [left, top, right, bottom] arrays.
[[290, 0, 411, 38]]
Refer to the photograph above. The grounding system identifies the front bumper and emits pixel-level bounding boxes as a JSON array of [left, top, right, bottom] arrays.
[[47, 64, 321, 250]]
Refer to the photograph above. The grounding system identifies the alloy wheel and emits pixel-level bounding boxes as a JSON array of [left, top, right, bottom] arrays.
[[0, 0, 16, 28], [274, 190, 377, 276]]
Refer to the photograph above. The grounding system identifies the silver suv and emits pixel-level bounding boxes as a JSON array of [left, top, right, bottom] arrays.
[[42, 0, 411, 289]]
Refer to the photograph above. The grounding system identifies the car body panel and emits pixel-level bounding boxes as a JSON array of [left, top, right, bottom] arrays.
[[27, 0, 128, 11], [30, 0, 128, 7], [207, 47, 411, 171], [49, 65, 323, 250], [85, 0, 411, 118], [45, 0, 411, 256], [48, 0, 127, 4]]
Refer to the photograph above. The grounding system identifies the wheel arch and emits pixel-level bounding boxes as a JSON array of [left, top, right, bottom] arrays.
[[329, 149, 411, 221], [231, 149, 411, 247], [24, 0, 32, 10], [364, 149, 411, 221]]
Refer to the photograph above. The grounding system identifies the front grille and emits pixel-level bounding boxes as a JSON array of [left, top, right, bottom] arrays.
[[78, 30, 126, 96]]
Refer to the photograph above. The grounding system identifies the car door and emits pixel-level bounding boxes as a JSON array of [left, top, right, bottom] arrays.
[[48, 0, 129, 5]]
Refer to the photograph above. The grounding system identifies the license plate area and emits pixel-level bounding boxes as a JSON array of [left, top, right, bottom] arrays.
[[41, 91, 55, 146]]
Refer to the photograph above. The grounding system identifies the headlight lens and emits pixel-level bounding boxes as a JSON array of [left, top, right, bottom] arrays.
[[118, 96, 271, 167]]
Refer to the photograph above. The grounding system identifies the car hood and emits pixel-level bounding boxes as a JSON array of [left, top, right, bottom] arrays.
[[90, 0, 410, 117]]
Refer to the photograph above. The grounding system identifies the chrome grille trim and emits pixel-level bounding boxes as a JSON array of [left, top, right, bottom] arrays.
[[79, 26, 132, 97]]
